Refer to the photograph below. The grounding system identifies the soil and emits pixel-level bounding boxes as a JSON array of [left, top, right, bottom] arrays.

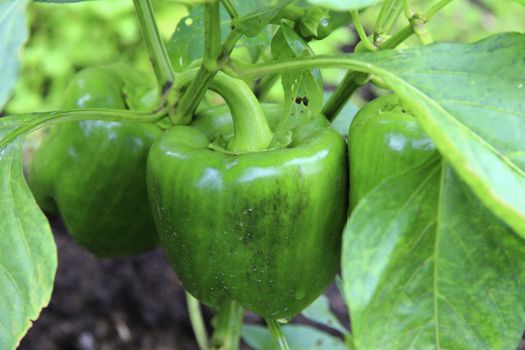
[[18, 216, 349, 350]]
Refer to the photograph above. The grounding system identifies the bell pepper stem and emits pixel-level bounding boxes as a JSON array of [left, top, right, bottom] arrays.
[[173, 70, 274, 153], [132, 0, 175, 98], [266, 319, 291, 350], [186, 292, 210, 350], [210, 300, 244, 350]]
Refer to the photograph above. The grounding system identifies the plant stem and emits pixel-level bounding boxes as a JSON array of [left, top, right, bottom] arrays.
[[186, 292, 210, 350], [1, 109, 165, 149], [321, 0, 455, 121], [351, 10, 376, 51], [220, 0, 238, 18], [374, 0, 404, 40], [322, 71, 367, 121], [173, 6, 243, 125], [210, 301, 244, 350], [266, 319, 290, 350], [225, 57, 368, 80], [132, 0, 174, 97], [204, 1, 222, 72]]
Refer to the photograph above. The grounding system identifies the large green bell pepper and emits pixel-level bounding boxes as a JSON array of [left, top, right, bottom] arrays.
[[348, 94, 436, 209], [28, 64, 161, 258], [148, 73, 348, 319]]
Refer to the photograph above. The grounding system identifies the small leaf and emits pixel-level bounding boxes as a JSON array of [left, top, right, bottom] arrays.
[[0, 0, 29, 109], [270, 23, 324, 142], [0, 128, 57, 349], [232, 0, 292, 38], [167, 5, 270, 71], [242, 324, 347, 350], [301, 294, 349, 335], [167, 6, 227, 71], [306, 0, 380, 11], [342, 158, 525, 349]]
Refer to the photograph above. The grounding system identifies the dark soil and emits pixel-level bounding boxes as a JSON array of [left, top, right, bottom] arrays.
[[19, 217, 199, 350], [18, 217, 349, 350]]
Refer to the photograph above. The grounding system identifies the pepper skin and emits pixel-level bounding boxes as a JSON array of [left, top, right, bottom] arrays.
[[28, 64, 161, 258], [348, 94, 436, 209], [147, 74, 348, 319]]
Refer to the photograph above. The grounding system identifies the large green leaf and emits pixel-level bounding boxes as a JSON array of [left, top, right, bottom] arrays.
[[342, 158, 525, 349], [0, 130, 57, 349], [0, 0, 29, 109], [359, 33, 525, 239]]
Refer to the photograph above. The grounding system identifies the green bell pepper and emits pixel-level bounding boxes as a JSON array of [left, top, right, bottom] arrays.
[[148, 72, 348, 319], [28, 64, 161, 258], [348, 94, 436, 209]]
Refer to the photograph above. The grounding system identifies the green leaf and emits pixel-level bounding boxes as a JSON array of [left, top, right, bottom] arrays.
[[0, 130, 57, 348], [167, 5, 269, 71], [167, 6, 227, 72], [342, 158, 525, 349], [232, 0, 292, 38], [242, 324, 347, 350], [33, 0, 94, 2], [512, 0, 525, 5], [306, 0, 380, 11], [0, 0, 29, 109], [270, 23, 324, 142], [358, 33, 525, 240], [301, 294, 349, 335]]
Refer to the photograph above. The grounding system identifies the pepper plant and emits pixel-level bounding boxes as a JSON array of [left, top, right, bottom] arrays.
[[1, 0, 525, 349]]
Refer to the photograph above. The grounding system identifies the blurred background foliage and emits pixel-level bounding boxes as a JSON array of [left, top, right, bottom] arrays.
[[4, 0, 525, 114]]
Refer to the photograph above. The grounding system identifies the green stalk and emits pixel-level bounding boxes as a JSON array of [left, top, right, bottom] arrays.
[[132, 0, 175, 97], [321, 71, 367, 121], [210, 301, 244, 350], [374, 0, 404, 40], [204, 1, 222, 72], [266, 319, 290, 350], [173, 3, 243, 125], [186, 292, 210, 350], [321, 0, 455, 121], [226, 56, 372, 80], [1, 109, 165, 149], [220, 0, 238, 18], [351, 10, 376, 52]]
